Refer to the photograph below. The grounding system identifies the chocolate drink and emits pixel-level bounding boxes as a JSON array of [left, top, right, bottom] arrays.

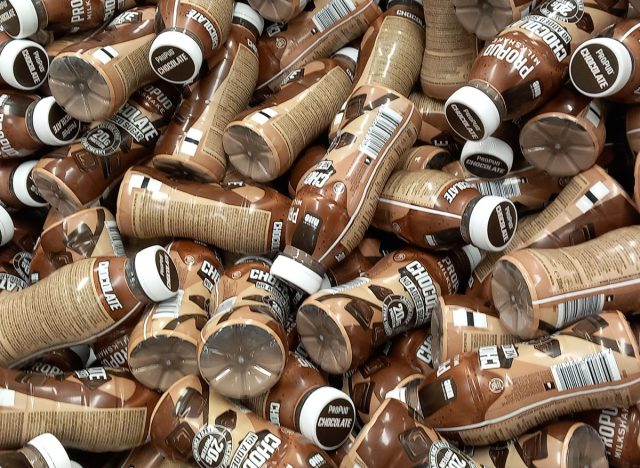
[[0, 211, 41, 295], [26, 345, 91, 377], [48, 6, 158, 122], [270, 84, 421, 295], [0, 367, 160, 451], [117, 165, 290, 256], [0, 433, 72, 468], [116, 443, 195, 468], [408, 91, 464, 152], [392, 311, 640, 445], [150, 374, 338, 467], [0, 160, 48, 212], [0, 244, 178, 367], [388, 326, 434, 376], [287, 143, 328, 197], [395, 145, 457, 173], [0, 32, 48, 91], [33, 80, 183, 216], [152, 3, 263, 183], [211, 256, 273, 315], [460, 122, 520, 179], [92, 323, 133, 369], [452, 0, 535, 41], [128, 240, 224, 391], [249, 0, 308, 22]]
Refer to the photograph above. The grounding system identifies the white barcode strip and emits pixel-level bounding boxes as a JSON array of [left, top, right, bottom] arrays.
[[556, 294, 605, 328], [359, 104, 402, 160], [551, 349, 621, 392], [105, 220, 126, 257], [585, 101, 602, 127], [153, 289, 184, 318], [473, 177, 522, 199], [312, 0, 356, 32]]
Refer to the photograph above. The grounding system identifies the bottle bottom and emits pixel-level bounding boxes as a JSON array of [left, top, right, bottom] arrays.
[[430, 303, 445, 369], [31, 169, 84, 217], [224, 124, 279, 183], [566, 424, 609, 468], [491, 259, 535, 339], [452, 0, 518, 41], [248, 0, 297, 22], [198, 323, 285, 399], [152, 155, 222, 184]]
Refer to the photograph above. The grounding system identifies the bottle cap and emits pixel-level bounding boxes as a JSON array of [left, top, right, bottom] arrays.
[[445, 86, 501, 141], [461, 244, 483, 271], [27, 433, 72, 468], [12, 160, 48, 207], [465, 196, 517, 252], [320, 274, 332, 290], [333, 47, 359, 64], [298, 386, 356, 450], [460, 136, 513, 179], [0, 205, 14, 247], [233, 3, 265, 36], [70, 463, 83, 468], [30, 96, 81, 146], [570, 38, 634, 98], [271, 254, 323, 295], [133, 245, 180, 302], [0, 39, 49, 90], [149, 30, 202, 84], [2, 0, 39, 38]]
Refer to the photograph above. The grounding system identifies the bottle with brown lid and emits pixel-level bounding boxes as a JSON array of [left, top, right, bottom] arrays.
[[388, 326, 434, 376], [128, 240, 224, 392], [152, 3, 264, 183], [117, 166, 290, 256], [373, 168, 518, 252], [0, 160, 49, 213], [0, 244, 178, 367], [150, 374, 338, 467], [149, 0, 234, 85], [249, 0, 308, 22], [0, 433, 72, 468], [390, 311, 640, 445], [0, 367, 160, 451], [519, 87, 608, 176], [48, 6, 158, 122], [452, 0, 535, 41], [0, 32, 49, 91], [270, 84, 421, 295], [0, 211, 41, 295], [32, 81, 183, 216], [445, 0, 627, 141]]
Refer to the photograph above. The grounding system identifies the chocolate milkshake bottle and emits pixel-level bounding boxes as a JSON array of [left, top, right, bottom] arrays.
[[149, 0, 234, 84], [92, 323, 133, 369], [445, 0, 628, 141], [211, 256, 273, 315], [408, 91, 463, 152], [520, 87, 608, 176], [452, 0, 535, 41], [0, 32, 49, 91], [373, 168, 518, 252], [255, 0, 382, 95], [0, 433, 73, 468], [626, 104, 640, 153], [421, 0, 478, 100], [388, 326, 434, 376], [0, 211, 41, 294], [395, 145, 458, 173], [128, 240, 224, 392], [152, 3, 263, 183], [0, 244, 178, 367], [32, 81, 183, 216], [249, 0, 308, 22], [48, 6, 158, 122], [460, 123, 520, 179], [0, 92, 81, 159], [0, 367, 160, 451], [150, 374, 337, 467], [26, 345, 91, 377], [270, 85, 421, 295], [287, 143, 328, 197], [390, 311, 640, 445], [29, 206, 125, 283], [0, 160, 48, 212], [224, 48, 358, 183], [241, 352, 356, 450], [464, 421, 608, 468], [117, 166, 290, 255], [116, 443, 196, 468]]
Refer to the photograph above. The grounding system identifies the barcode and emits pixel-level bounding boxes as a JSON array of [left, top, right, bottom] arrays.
[[556, 294, 605, 328], [473, 178, 522, 199], [153, 289, 184, 318], [359, 104, 402, 160], [312, 0, 356, 32], [551, 349, 621, 392], [585, 101, 602, 127], [105, 221, 126, 257]]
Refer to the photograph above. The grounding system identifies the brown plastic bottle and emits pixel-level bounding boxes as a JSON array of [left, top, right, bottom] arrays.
[[152, 3, 264, 183], [452, 0, 535, 41], [92, 323, 133, 369], [25, 345, 90, 377], [0, 160, 48, 212], [116, 443, 194, 468], [388, 326, 434, 376], [0, 433, 71, 468], [211, 256, 273, 315], [0, 32, 49, 91], [396, 144, 457, 172], [408, 91, 463, 152], [287, 143, 328, 197], [0, 367, 160, 451], [0, 211, 41, 295]]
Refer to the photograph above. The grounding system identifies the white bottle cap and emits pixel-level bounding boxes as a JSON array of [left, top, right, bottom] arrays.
[[3, 0, 39, 39], [0, 205, 14, 247], [149, 30, 202, 84], [298, 386, 355, 450], [570, 38, 634, 98], [445, 86, 501, 141], [320, 274, 332, 290], [12, 160, 48, 207], [133, 245, 180, 302], [460, 136, 514, 179], [70, 462, 83, 468], [461, 244, 483, 271], [333, 46, 359, 64], [0, 39, 48, 90], [466, 196, 517, 252], [69, 345, 91, 366], [233, 3, 265, 36], [270, 254, 323, 295], [27, 433, 72, 468], [30, 97, 81, 146], [384, 387, 407, 403]]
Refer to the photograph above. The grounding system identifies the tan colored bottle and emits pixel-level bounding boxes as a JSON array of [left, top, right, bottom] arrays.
[[48, 6, 158, 122], [396, 144, 457, 172], [211, 256, 273, 315], [0, 211, 41, 295], [116, 166, 291, 256], [390, 311, 640, 445], [150, 374, 338, 467], [0, 367, 160, 451], [25, 345, 90, 378], [29, 206, 126, 283], [0, 244, 178, 367], [249, 0, 308, 22], [149, 0, 234, 84], [373, 168, 518, 252], [152, 4, 263, 183], [408, 91, 464, 152], [421, 0, 478, 100], [287, 143, 328, 197], [92, 323, 133, 369], [0, 160, 48, 212], [0, 32, 49, 91], [452, 0, 535, 41], [270, 85, 420, 294], [128, 240, 224, 392], [388, 326, 434, 376], [0, 433, 71, 468]]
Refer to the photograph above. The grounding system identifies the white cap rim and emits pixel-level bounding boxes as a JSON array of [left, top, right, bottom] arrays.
[[270, 255, 323, 295], [0, 39, 48, 90], [333, 46, 359, 64], [4, 0, 39, 39], [134, 245, 179, 302], [149, 30, 202, 84], [461, 244, 483, 272], [12, 160, 47, 207], [233, 3, 265, 36], [30, 97, 79, 146], [467, 195, 517, 252], [0, 205, 13, 247], [298, 386, 355, 450], [27, 433, 71, 468], [461, 136, 514, 177], [445, 86, 501, 141]]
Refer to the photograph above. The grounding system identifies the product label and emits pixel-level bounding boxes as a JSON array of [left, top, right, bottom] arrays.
[[192, 424, 233, 468], [539, 0, 584, 23]]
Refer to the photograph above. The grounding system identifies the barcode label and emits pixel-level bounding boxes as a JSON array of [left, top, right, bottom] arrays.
[[92, 46, 119, 64], [556, 294, 605, 328], [551, 349, 621, 392], [312, 0, 356, 32], [105, 220, 126, 257], [585, 101, 602, 127], [359, 104, 402, 161], [473, 177, 522, 199], [153, 289, 184, 318]]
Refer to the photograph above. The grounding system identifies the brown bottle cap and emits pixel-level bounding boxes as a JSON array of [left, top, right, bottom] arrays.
[[0, 205, 14, 246], [134, 246, 180, 302], [1, 0, 40, 38], [0, 39, 49, 90]]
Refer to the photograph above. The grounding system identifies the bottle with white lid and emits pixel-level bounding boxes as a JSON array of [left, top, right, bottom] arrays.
[[460, 123, 520, 179], [0, 32, 49, 90], [0, 433, 72, 468], [0, 211, 42, 295], [249, 0, 309, 22], [0, 160, 48, 214], [0, 205, 14, 247]]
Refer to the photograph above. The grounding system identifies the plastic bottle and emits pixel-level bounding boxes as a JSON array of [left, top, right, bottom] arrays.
[[0, 433, 71, 468], [0, 31, 49, 90], [452, 0, 535, 41]]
